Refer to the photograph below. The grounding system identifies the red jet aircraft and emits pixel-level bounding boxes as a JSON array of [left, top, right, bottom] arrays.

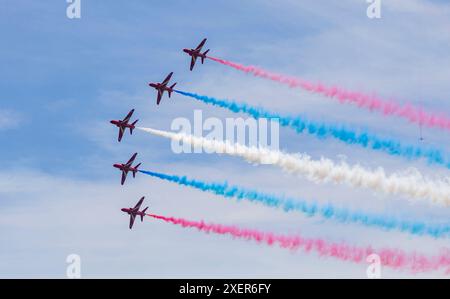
[[110, 109, 138, 142], [113, 153, 141, 185], [121, 196, 148, 229], [183, 38, 209, 71], [148, 72, 177, 105]]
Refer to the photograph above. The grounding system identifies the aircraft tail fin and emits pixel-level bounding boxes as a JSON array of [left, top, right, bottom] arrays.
[[168, 83, 177, 98], [133, 163, 141, 178], [201, 50, 209, 63], [130, 120, 138, 134], [141, 207, 148, 221]]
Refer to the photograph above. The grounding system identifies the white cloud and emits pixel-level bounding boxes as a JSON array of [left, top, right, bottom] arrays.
[[0, 165, 448, 278], [1, 0, 450, 278], [0, 109, 23, 131]]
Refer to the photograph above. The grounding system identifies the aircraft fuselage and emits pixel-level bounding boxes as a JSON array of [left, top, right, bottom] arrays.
[[121, 208, 146, 218], [113, 164, 138, 173], [183, 48, 206, 59], [110, 120, 134, 129], [148, 82, 173, 92]]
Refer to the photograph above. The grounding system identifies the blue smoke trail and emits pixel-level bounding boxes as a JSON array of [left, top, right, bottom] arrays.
[[140, 169, 450, 238], [174, 90, 450, 169]]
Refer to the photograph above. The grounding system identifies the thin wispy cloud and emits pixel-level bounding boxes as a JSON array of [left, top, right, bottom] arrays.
[[0, 109, 23, 131], [1, 0, 449, 278]]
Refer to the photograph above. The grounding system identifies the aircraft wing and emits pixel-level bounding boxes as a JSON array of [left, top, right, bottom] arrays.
[[129, 214, 136, 229], [118, 126, 125, 142], [195, 38, 207, 51], [122, 109, 134, 123], [161, 72, 173, 86], [156, 89, 163, 105], [121, 170, 128, 185], [126, 153, 138, 167], [133, 196, 145, 211], [190, 56, 197, 71]]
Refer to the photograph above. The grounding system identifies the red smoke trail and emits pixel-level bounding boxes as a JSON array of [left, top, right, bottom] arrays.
[[207, 56, 450, 132], [148, 213, 450, 274]]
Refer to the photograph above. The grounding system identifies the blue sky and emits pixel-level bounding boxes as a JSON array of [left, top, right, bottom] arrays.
[[1, 0, 450, 278]]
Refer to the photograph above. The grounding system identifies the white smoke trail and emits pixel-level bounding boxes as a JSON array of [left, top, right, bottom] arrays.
[[138, 127, 450, 206]]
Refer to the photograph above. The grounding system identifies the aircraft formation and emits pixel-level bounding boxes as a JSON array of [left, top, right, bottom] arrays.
[[110, 37, 428, 230], [111, 38, 209, 229], [103, 37, 450, 276]]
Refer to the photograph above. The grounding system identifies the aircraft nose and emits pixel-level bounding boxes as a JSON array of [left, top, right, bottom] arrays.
[[121, 208, 127, 212]]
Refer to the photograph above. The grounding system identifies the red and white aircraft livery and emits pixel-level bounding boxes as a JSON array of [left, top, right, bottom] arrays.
[[110, 109, 138, 142], [121, 197, 148, 229], [148, 72, 177, 105], [113, 153, 141, 185], [183, 38, 209, 71]]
